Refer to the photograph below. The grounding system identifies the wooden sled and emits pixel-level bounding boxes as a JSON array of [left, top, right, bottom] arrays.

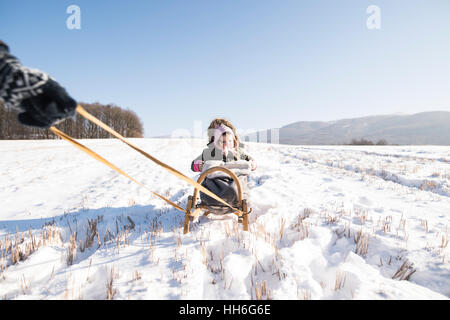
[[183, 166, 251, 234]]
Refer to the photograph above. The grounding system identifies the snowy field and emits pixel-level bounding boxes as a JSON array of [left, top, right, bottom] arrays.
[[0, 139, 449, 300]]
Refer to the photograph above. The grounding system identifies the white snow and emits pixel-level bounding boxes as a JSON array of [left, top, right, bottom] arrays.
[[0, 139, 449, 300]]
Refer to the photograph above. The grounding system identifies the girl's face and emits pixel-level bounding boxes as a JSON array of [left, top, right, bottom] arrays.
[[217, 133, 234, 151]]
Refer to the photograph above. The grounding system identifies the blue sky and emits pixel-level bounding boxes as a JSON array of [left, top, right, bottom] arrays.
[[1, 0, 450, 137]]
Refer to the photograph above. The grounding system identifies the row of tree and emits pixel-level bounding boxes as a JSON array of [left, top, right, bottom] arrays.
[[348, 138, 389, 145], [0, 101, 144, 139]]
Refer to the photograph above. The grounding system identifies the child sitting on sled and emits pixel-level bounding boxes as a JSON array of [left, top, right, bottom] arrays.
[[190, 118, 256, 214], [191, 118, 256, 173]]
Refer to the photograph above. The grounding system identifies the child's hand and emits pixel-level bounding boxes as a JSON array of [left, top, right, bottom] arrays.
[[250, 160, 257, 171], [192, 160, 204, 172]]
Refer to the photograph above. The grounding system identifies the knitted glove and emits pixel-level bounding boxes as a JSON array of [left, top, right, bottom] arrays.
[[0, 42, 76, 128]]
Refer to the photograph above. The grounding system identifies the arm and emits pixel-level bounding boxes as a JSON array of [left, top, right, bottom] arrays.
[[0, 40, 77, 128], [238, 149, 257, 171], [0, 40, 9, 52]]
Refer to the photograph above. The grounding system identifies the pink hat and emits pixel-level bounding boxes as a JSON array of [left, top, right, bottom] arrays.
[[213, 124, 235, 155]]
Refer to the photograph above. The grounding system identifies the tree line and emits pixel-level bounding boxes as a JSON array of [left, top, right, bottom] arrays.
[[348, 138, 389, 145], [0, 101, 144, 139]]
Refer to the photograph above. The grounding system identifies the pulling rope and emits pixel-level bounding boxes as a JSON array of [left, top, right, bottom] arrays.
[[49, 126, 186, 213], [50, 104, 244, 216]]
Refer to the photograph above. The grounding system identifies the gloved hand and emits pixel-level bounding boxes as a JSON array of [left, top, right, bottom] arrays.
[[192, 160, 204, 172], [250, 160, 257, 171], [0, 42, 77, 128], [16, 78, 77, 128]]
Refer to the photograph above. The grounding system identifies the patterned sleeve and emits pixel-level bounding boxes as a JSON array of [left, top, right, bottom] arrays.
[[0, 40, 9, 52], [240, 151, 254, 161], [0, 40, 50, 110], [238, 145, 254, 161]]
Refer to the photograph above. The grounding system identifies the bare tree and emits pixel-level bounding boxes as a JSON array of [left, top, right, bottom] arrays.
[[0, 101, 144, 139]]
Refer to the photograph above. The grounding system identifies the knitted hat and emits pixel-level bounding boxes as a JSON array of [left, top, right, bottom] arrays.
[[207, 118, 240, 145], [213, 124, 236, 155]]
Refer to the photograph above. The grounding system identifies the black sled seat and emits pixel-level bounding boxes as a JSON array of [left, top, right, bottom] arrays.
[[183, 162, 252, 234]]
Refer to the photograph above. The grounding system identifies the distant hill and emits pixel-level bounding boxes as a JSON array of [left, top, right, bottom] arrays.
[[244, 111, 450, 145]]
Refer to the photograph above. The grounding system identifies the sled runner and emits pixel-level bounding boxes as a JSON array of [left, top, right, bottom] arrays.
[[183, 161, 252, 234]]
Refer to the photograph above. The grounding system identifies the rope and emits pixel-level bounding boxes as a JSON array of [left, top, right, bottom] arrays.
[[75, 105, 243, 214], [50, 104, 244, 216], [49, 126, 186, 213]]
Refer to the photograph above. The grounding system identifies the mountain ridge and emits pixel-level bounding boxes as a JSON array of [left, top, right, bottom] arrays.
[[245, 111, 450, 145]]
